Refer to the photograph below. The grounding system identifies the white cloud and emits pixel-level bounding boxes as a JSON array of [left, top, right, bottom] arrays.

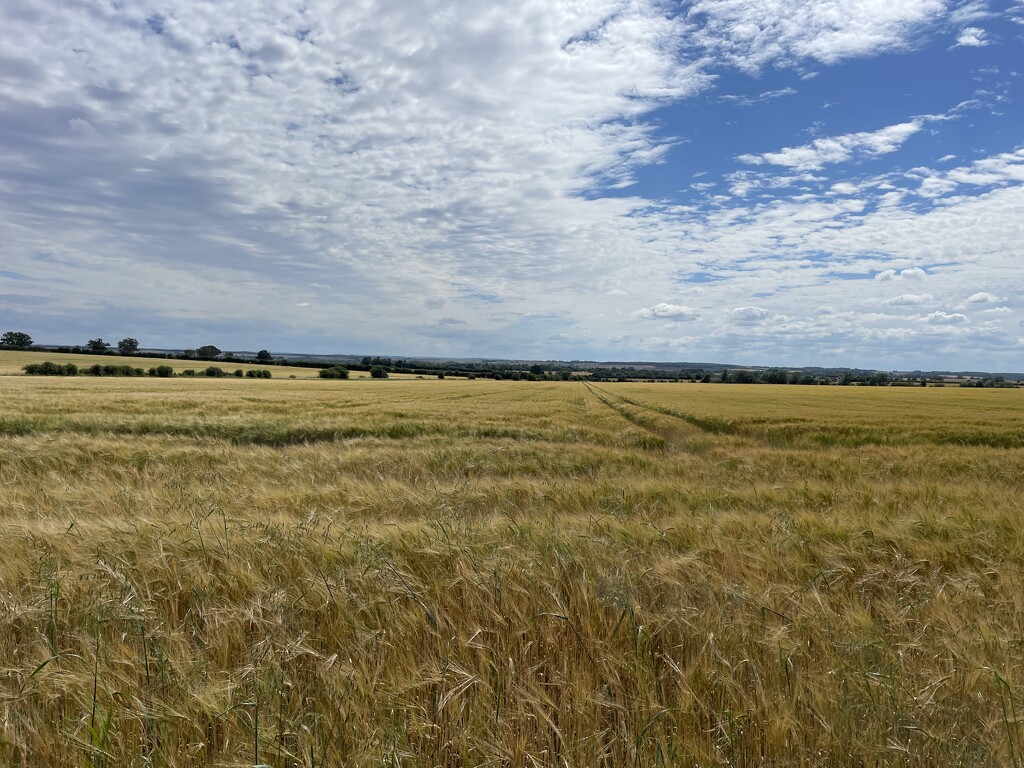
[[883, 293, 934, 305], [927, 311, 968, 323], [688, 0, 948, 70], [955, 26, 989, 46], [726, 306, 771, 323], [68, 118, 97, 135], [737, 120, 925, 171], [949, 1, 990, 25], [639, 335, 701, 350], [633, 303, 701, 320], [720, 87, 797, 107], [875, 267, 927, 281], [966, 291, 1001, 303], [0, 0, 1021, 368]]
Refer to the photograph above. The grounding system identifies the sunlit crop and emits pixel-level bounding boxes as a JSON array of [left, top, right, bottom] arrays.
[[2, 375, 1023, 766]]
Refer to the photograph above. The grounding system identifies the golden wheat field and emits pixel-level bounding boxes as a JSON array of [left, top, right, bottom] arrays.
[[2, 374, 1024, 767]]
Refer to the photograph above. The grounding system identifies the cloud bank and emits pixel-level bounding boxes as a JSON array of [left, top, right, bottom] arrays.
[[0, 0, 1021, 369]]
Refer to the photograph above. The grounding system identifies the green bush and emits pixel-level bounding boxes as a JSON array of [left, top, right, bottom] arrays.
[[148, 365, 174, 378], [234, 369, 244, 378], [369, 366, 388, 379], [85, 364, 143, 377], [320, 366, 350, 379], [23, 361, 78, 376], [204, 366, 226, 378]]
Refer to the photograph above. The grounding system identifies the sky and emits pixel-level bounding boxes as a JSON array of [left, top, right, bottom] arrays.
[[1, 0, 1023, 369]]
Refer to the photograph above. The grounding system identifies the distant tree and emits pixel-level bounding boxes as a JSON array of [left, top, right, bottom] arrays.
[[765, 368, 788, 385], [256, 349, 273, 362], [148, 365, 174, 378], [369, 365, 388, 379], [868, 372, 891, 386], [86, 338, 110, 353], [2, 331, 33, 349], [437, 371, 445, 379], [203, 366, 226, 377], [234, 369, 245, 377], [719, 368, 729, 383], [196, 345, 222, 359], [117, 337, 140, 355], [529, 364, 545, 375], [734, 369, 757, 384]]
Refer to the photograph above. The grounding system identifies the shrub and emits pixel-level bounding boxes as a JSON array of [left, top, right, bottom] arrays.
[[234, 369, 244, 377], [23, 361, 77, 376], [319, 366, 350, 379], [369, 365, 388, 379], [204, 367, 226, 377], [84, 364, 143, 377], [181, 369, 197, 377]]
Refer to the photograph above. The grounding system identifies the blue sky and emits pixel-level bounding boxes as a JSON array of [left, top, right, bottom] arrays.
[[1, 0, 1022, 368]]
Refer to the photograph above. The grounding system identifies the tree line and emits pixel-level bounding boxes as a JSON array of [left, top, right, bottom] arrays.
[[6, 329, 1017, 386], [23, 362, 272, 379]]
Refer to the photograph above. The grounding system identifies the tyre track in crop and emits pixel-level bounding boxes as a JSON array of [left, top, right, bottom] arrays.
[[586, 383, 757, 450], [591, 385, 742, 435], [583, 383, 698, 450], [588, 386, 1024, 450]]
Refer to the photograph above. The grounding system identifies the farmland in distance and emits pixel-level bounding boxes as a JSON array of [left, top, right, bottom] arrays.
[[2, 375, 1024, 766]]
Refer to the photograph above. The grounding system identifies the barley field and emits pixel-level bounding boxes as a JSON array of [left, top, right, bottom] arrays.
[[1, 375, 1023, 766]]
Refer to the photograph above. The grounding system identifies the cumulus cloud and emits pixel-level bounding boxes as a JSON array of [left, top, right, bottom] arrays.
[[633, 303, 702, 320], [875, 267, 926, 281], [727, 306, 771, 323], [955, 27, 989, 46], [966, 291, 1001, 303]]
